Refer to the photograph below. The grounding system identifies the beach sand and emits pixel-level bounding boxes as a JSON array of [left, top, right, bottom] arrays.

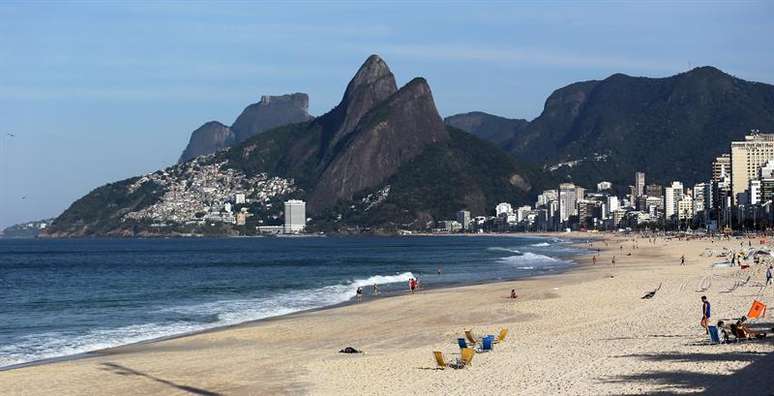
[[2, 233, 774, 395]]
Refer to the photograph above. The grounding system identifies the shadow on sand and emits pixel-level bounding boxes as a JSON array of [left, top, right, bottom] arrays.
[[602, 320, 774, 395], [100, 362, 221, 396]]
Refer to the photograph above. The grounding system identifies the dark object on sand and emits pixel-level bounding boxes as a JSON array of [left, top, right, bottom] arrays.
[[339, 346, 362, 354], [641, 282, 662, 299]]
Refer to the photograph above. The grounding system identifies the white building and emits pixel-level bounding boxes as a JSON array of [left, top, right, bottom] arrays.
[[664, 181, 684, 220], [635, 172, 645, 197], [516, 205, 532, 222], [597, 181, 612, 191], [730, 132, 774, 205], [750, 179, 762, 205], [283, 200, 306, 233], [558, 183, 577, 223], [606, 196, 619, 213], [495, 202, 513, 216]]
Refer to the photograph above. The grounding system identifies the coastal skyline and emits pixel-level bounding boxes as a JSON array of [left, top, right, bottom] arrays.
[[2, 1, 774, 228]]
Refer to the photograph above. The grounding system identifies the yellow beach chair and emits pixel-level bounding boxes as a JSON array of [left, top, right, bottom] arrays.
[[459, 347, 475, 367], [495, 328, 509, 343], [433, 351, 448, 369]]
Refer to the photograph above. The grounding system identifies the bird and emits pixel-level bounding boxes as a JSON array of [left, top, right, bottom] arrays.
[[6, 133, 14, 137]]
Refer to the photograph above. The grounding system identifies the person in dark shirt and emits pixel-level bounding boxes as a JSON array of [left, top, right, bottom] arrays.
[[701, 296, 711, 334]]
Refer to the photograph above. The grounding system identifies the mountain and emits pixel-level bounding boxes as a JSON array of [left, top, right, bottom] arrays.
[[45, 55, 535, 237], [177, 121, 235, 162], [444, 111, 528, 147], [178, 93, 312, 163], [231, 93, 313, 143], [507, 67, 774, 188]]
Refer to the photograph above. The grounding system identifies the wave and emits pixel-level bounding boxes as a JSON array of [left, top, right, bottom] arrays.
[[486, 247, 522, 254], [498, 252, 567, 266], [0, 271, 414, 368], [530, 242, 551, 247]]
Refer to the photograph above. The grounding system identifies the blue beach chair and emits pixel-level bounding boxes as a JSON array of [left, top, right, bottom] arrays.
[[708, 325, 721, 344], [482, 335, 493, 351], [457, 338, 468, 349]]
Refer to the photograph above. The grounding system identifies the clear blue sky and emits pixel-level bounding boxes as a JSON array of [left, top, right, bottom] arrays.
[[1, 1, 773, 229]]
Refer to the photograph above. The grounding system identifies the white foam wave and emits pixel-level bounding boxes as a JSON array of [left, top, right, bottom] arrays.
[[487, 247, 522, 254], [498, 252, 566, 266], [530, 242, 551, 247], [0, 271, 414, 368]]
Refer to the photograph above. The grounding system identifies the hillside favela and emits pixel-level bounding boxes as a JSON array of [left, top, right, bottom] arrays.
[[1, 2, 774, 395]]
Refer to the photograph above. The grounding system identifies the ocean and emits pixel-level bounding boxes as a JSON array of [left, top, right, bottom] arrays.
[[0, 235, 584, 368]]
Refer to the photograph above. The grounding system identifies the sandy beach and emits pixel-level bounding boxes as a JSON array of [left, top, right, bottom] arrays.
[[2, 232, 774, 395]]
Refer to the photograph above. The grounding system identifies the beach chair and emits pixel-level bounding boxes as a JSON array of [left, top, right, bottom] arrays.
[[458, 347, 475, 368], [708, 325, 721, 344], [464, 330, 478, 345], [433, 351, 448, 369], [481, 336, 493, 351], [457, 338, 469, 349], [747, 300, 767, 319], [495, 328, 508, 344]]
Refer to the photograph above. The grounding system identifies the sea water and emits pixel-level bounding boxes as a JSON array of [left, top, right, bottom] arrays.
[[0, 235, 584, 368]]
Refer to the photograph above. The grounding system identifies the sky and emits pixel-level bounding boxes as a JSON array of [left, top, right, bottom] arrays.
[[1, 1, 773, 229]]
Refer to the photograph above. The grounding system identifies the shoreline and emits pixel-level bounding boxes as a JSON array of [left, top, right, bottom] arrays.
[[4, 232, 772, 394], [0, 233, 589, 372]]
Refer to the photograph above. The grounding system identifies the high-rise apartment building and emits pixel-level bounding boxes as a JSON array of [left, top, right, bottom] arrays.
[[664, 181, 684, 220], [456, 210, 471, 230], [730, 132, 774, 205], [558, 183, 578, 224], [635, 172, 645, 197], [712, 154, 731, 182], [283, 200, 306, 233]]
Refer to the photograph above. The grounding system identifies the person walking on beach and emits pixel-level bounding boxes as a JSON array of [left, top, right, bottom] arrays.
[[766, 265, 773, 286], [592, 255, 597, 265], [372, 283, 379, 296], [356, 287, 363, 302], [681, 255, 685, 266], [700, 296, 711, 334]]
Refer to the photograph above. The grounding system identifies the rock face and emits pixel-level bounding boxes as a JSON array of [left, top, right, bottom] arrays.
[[444, 111, 528, 147], [178, 93, 312, 163], [231, 93, 312, 143], [178, 121, 235, 163], [317, 55, 398, 160], [311, 77, 449, 208]]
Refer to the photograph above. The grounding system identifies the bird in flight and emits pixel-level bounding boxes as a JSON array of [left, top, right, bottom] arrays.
[[6, 133, 14, 137]]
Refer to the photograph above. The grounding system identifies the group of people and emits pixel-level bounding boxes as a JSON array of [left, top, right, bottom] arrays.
[[700, 295, 770, 342]]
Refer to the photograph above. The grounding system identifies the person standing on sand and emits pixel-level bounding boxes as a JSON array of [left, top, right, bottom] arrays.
[[766, 265, 772, 286], [610, 256, 616, 278], [701, 296, 711, 334], [372, 284, 379, 296], [593, 255, 597, 265], [681, 255, 685, 266], [356, 287, 363, 302]]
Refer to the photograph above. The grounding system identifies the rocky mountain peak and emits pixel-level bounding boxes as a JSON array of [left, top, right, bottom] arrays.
[[310, 76, 448, 210], [317, 55, 398, 154], [178, 121, 235, 163]]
